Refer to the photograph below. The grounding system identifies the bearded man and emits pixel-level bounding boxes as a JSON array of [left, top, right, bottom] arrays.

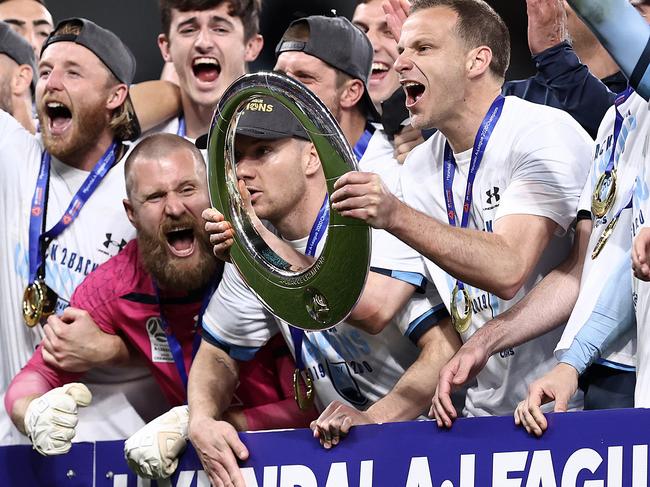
[[4, 133, 315, 458]]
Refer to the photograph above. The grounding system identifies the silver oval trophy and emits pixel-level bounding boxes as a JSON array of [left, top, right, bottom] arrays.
[[206, 71, 371, 331]]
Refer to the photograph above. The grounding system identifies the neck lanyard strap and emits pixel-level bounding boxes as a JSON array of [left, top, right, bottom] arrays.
[[28, 142, 118, 283], [153, 280, 217, 391], [443, 95, 505, 290], [305, 194, 329, 258], [353, 124, 376, 161], [177, 116, 186, 138], [288, 194, 331, 367], [605, 86, 635, 174]]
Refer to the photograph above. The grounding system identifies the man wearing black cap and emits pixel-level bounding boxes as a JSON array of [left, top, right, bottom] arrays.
[[189, 95, 458, 486], [0, 20, 36, 133], [0, 17, 167, 446]]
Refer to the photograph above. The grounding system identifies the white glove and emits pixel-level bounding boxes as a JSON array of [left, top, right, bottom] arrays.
[[24, 383, 92, 456], [124, 405, 189, 479]]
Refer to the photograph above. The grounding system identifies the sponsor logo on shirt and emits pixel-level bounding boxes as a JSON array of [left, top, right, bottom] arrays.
[[483, 186, 500, 211], [102, 233, 128, 253]]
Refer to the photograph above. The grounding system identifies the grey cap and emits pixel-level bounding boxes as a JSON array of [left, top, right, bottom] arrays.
[[0, 21, 37, 89], [275, 15, 380, 122], [195, 96, 309, 150], [41, 18, 141, 140]]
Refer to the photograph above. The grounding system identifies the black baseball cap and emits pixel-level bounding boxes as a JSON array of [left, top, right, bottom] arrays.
[[0, 21, 37, 89], [41, 18, 141, 140], [275, 15, 381, 122], [195, 96, 310, 149]]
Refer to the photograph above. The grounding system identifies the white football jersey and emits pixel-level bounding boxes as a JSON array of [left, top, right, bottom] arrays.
[[628, 97, 650, 407], [398, 96, 592, 417], [0, 110, 165, 444], [202, 228, 445, 412], [556, 94, 645, 368]]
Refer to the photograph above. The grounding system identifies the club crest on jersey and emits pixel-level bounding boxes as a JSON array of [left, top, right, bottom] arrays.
[[146, 316, 174, 363]]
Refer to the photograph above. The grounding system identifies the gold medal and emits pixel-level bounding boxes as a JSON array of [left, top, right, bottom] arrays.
[[22, 280, 56, 327], [591, 170, 617, 218], [591, 216, 619, 260], [293, 368, 315, 411], [450, 284, 472, 333]]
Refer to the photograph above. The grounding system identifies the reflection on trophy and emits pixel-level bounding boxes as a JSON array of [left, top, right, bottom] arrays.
[[206, 72, 371, 331]]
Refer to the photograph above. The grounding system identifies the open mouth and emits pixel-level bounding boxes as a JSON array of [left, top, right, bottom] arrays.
[[165, 226, 196, 257], [402, 81, 426, 107], [192, 57, 221, 83], [370, 62, 390, 83], [45, 101, 72, 135]]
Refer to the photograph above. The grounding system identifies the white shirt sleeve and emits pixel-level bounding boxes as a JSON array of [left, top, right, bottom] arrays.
[[201, 263, 278, 358], [495, 118, 593, 232]]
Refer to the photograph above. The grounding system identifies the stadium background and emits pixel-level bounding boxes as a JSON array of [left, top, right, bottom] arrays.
[[46, 0, 536, 83]]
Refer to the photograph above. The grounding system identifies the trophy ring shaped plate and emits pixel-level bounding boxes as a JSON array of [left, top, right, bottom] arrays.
[[206, 71, 371, 331]]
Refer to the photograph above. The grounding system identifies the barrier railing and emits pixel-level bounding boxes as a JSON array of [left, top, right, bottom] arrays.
[[1, 409, 649, 486]]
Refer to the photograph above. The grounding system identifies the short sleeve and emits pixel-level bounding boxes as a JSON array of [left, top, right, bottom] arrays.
[[495, 118, 593, 232], [392, 282, 449, 344], [201, 263, 279, 360]]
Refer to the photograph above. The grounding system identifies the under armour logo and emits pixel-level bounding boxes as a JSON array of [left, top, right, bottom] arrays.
[[486, 187, 500, 205], [103, 233, 127, 252]]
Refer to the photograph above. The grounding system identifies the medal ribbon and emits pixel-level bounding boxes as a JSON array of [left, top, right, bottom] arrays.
[[604, 86, 635, 175], [153, 280, 218, 391], [28, 143, 119, 284], [353, 124, 376, 161], [289, 194, 331, 374], [177, 116, 186, 138], [443, 95, 505, 293]]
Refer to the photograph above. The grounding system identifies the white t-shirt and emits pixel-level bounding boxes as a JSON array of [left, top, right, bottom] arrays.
[[398, 96, 592, 417], [556, 95, 644, 368], [0, 110, 165, 444], [202, 228, 445, 412], [628, 98, 650, 407]]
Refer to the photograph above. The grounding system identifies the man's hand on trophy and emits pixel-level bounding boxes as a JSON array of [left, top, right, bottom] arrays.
[[124, 406, 190, 479], [24, 383, 92, 455], [203, 208, 234, 262]]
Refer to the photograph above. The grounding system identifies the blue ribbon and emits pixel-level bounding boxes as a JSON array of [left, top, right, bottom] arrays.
[[177, 116, 186, 138], [289, 193, 331, 371], [604, 86, 635, 175], [443, 95, 505, 292], [153, 280, 217, 392], [28, 143, 119, 283], [353, 124, 376, 161]]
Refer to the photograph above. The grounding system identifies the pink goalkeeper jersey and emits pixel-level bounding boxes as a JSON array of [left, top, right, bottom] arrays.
[[9, 240, 315, 431]]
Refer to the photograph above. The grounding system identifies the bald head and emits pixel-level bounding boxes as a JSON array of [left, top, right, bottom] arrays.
[[125, 133, 206, 198]]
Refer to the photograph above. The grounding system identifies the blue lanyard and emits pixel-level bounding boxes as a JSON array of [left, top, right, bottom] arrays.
[[289, 194, 331, 370], [177, 116, 186, 138], [304, 194, 329, 258], [28, 143, 118, 283], [153, 280, 217, 391], [443, 95, 505, 291], [353, 125, 376, 161], [605, 86, 635, 174]]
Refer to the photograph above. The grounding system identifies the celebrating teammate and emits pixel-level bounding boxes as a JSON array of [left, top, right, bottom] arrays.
[[190, 96, 458, 486], [0, 17, 170, 445], [152, 0, 263, 140], [332, 0, 592, 425], [4, 134, 314, 466]]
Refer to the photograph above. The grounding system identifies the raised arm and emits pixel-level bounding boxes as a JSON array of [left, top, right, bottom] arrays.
[[130, 80, 181, 132]]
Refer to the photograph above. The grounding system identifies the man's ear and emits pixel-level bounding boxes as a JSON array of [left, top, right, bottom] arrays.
[[106, 83, 129, 111], [158, 33, 173, 63], [12, 65, 33, 97], [466, 45, 493, 79], [339, 78, 364, 110], [244, 34, 264, 62], [303, 142, 322, 177], [123, 198, 137, 227]]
